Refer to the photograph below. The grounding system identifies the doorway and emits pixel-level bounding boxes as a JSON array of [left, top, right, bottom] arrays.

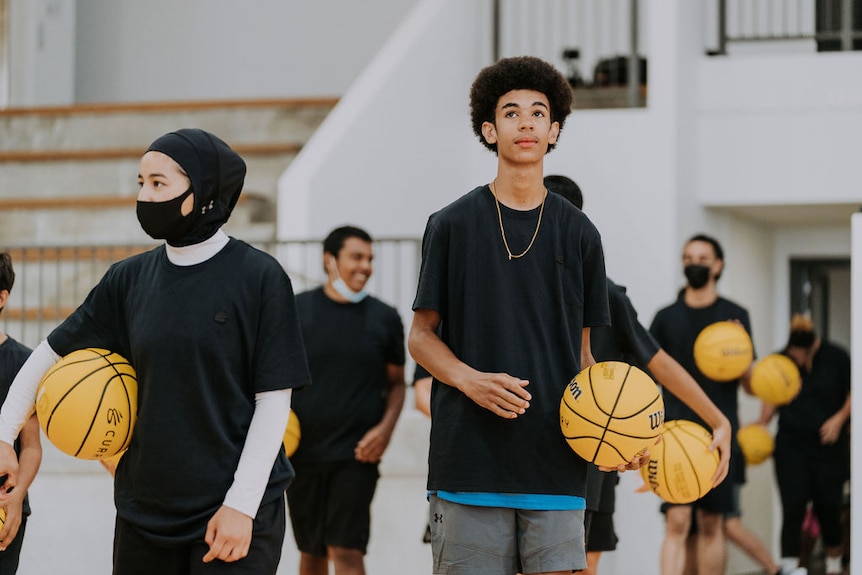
[[789, 257, 851, 350]]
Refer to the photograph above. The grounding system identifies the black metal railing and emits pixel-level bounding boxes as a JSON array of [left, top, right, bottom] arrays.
[[1, 238, 422, 348], [708, 0, 862, 55], [493, 0, 646, 109]]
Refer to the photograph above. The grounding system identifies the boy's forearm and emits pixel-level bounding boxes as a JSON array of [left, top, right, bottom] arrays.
[[648, 349, 728, 429], [14, 417, 42, 494]]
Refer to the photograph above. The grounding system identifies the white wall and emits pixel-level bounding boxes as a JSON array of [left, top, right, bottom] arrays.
[[851, 214, 862, 575], [72, 0, 417, 103], [697, 51, 862, 208], [7, 0, 75, 106], [277, 0, 496, 242]]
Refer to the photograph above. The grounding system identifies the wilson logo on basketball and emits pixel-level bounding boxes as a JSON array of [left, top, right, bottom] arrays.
[[720, 347, 750, 357], [566, 379, 582, 400], [646, 459, 660, 490], [649, 410, 665, 430]]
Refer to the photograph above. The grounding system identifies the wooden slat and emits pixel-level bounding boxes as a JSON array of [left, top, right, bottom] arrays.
[[0, 193, 257, 211], [0, 196, 136, 210], [0, 97, 339, 117], [3, 245, 153, 263], [0, 142, 302, 164], [4, 307, 77, 322]]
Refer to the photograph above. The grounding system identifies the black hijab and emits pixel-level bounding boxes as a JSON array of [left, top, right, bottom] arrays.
[[146, 129, 246, 247]]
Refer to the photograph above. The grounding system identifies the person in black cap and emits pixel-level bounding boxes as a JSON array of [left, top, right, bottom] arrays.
[[0, 128, 311, 574]]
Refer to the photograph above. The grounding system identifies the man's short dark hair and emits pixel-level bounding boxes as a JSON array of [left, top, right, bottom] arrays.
[[323, 226, 373, 257], [544, 175, 583, 210], [0, 252, 14, 293], [469, 56, 573, 154]]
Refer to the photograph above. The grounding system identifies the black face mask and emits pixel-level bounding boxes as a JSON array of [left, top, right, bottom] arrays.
[[788, 330, 816, 348], [136, 188, 196, 244], [684, 264, 711, 289]]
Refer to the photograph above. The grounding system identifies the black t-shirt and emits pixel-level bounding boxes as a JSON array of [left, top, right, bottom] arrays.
[[586, 279, 661, 512], [413, 185, 610, 496], [290, 287, 404, 465], [48, 239, 311, 545], [412, 363, 431, 384], [591, 279, 661, 367], [649, 294, 751, 483], [776, 340, 851, 449], [0, 336, 33, 516]]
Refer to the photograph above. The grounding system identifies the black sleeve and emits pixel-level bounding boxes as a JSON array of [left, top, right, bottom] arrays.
[[47, 263, 130, 358], [412, 363, 431, 383], [608, 282, 661, 368]]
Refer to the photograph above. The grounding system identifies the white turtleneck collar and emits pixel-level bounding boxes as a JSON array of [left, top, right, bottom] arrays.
[[165, 229, 230, 266]]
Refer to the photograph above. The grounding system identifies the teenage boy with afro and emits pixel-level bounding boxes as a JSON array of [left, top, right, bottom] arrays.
[[409, 56, 647, 575]]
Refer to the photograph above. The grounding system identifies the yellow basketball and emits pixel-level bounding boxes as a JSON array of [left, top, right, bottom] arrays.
[[640, 419, 719, 504], [750, 353, 801, 406], [693, 321, 753, 381], [737, 423, 774, 465], [36, 348, 137, 460], [283, 409, 301, 457], [560, 361, 665, 469]]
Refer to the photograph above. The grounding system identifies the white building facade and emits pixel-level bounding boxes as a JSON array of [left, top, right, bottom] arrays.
[[2, 1, 859, 574]]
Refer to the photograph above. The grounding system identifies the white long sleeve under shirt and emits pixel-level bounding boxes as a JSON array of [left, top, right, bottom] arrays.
[[0, 229, 292, 519]]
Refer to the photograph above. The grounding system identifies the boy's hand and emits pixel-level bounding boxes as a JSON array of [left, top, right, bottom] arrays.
[[0, 442, 19, 500], [599, 435, 661, 472], [459, 373, 531, 419], [0, 496, 24, 551]]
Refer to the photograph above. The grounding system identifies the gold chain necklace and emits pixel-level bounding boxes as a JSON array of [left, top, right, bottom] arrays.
[[490, 180, 547, 261]]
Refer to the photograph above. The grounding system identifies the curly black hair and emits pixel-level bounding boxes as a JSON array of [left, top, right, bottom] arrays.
[[469, 56, 574, 154], [0, 252, 14, 294]]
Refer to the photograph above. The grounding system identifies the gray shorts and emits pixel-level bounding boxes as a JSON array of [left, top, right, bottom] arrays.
[[428, 494, 586, 575]]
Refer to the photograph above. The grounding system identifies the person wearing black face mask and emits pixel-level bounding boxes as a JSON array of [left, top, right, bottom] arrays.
[[0, 129, 311, 575], [648, 234, 756, 575], [683, 263, 712, 290], [758, 314, 850, 575]]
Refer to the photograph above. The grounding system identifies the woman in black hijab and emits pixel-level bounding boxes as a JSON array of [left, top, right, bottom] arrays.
[[0, 129, 311, 574]]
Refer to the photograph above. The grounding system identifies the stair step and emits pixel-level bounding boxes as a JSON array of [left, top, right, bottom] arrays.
[[0, 152, 296, 204], [0, 98, 337, 151], [0, 142, 303, 163], [0, 191, 265, 210], [0, 98, 331, 247], [0, 196, 136, 210], [5, 307, 77, 322], [0, 201, 275, 244]]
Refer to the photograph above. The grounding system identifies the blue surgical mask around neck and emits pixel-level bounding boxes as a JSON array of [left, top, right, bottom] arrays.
[[332, 277, 368, 303]]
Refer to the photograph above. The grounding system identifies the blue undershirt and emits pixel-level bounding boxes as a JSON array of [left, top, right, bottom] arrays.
[[435, 491, 586, 511]]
